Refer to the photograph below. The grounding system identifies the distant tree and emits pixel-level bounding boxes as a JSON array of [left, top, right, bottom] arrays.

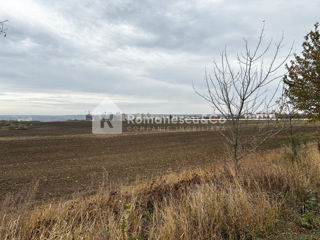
[[283, 23, 320, 120], [194, 23, 292, 172], [0, 20, 8, 37]]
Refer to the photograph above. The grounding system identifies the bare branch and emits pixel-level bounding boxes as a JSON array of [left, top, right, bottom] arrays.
[[0, 20, 8, 37], [193, 22, 292, 172]]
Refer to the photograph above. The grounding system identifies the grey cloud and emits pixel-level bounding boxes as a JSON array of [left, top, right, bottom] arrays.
[[0, 0, 319, 114]]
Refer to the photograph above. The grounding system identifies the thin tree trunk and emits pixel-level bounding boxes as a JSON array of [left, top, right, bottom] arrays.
[[317, 121, 320, 153], [289, 116, 293, 138], [233, 143, 239, 174]]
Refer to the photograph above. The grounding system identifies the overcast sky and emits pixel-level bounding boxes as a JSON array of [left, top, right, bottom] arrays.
[[0, 0, 319, 115]]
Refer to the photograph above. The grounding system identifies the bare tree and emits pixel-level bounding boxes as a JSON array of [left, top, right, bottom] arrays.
[[0, 20, 8, 37], [194, 23, 292, 172]]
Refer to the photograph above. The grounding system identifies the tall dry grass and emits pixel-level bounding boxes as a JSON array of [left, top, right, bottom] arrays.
[[1, 144, 320, 240]]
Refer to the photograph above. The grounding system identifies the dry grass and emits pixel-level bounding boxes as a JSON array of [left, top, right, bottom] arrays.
[[1, 144, 320, 240]]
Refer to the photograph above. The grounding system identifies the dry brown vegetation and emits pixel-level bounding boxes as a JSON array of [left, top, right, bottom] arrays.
[[1, 143, 320, 240]]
